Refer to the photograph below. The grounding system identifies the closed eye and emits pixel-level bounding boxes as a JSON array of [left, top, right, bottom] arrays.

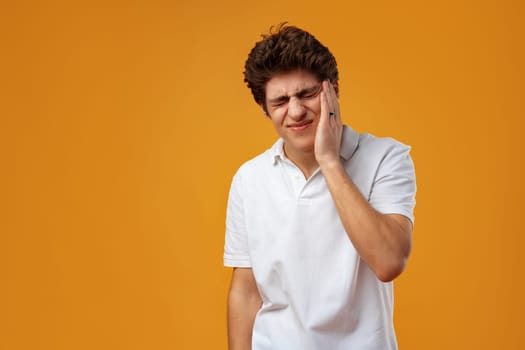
[[267, 84, 321, 108], [270, 97, 289, 107], [299, 85, 322, 100]]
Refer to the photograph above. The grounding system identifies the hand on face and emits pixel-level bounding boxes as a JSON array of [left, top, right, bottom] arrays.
[[314, 80, 343, 167]]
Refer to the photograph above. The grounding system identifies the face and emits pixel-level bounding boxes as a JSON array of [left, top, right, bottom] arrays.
[[264, 70, 322, 158]]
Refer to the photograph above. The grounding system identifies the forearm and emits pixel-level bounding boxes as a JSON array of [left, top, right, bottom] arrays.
[[321, 160, 411, 282], [228, 269, 262, 350]]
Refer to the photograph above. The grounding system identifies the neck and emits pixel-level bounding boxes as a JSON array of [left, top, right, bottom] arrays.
[[283, 145, 319, 179]]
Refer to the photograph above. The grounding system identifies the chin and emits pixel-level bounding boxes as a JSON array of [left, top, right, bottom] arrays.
[[286, 139, 315, 154]]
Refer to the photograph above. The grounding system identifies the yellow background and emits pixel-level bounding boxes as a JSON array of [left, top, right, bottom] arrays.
[[1, 0, 524, 349]]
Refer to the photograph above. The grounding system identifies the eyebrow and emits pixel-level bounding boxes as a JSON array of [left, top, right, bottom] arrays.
[[267, 84, 322, 104]]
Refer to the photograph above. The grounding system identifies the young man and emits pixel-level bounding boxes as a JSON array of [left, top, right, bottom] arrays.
[[224, 24, 416, 350]]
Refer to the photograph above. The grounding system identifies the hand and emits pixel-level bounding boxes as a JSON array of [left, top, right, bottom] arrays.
[[315, 80, 343, 167]]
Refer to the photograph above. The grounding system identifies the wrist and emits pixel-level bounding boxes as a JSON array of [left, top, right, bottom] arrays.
[[318, 157, 344, 174]]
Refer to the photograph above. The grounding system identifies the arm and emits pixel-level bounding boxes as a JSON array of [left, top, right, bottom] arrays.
[[315, 81, 413, 282], [228, 267, 262, 350], [321, 161, 412, 281]]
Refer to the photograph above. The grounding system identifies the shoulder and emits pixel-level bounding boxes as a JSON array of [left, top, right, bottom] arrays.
[[230, 140, 280, 185], [236, 149, 273, 176], [347, 131, 414, 181], [357, 133, 411, 157]]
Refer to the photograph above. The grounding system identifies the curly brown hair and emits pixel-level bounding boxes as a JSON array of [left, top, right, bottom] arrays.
[[243, 23, 339, 114]]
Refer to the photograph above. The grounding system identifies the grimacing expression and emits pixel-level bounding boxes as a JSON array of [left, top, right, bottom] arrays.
[[264, 70, 323, 157]]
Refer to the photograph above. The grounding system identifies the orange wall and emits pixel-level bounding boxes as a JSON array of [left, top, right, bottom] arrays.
[[1, 1, 524, 349]]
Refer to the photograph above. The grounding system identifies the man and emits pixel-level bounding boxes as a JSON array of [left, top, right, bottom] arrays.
[[224, 24, 416, 350]]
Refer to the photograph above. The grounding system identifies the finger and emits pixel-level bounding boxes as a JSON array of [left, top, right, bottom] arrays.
[[329, 82, 340, 114], [324, 81, 340, 124], [320, 90, 330, 126], [323, 81, 333, 110], [322, 81, 335, 123], [328, 81, 343, 124]]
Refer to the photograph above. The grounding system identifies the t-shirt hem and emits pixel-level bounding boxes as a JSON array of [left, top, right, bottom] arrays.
[[224, 255, 252, 268], [374, 207, 415, 225]]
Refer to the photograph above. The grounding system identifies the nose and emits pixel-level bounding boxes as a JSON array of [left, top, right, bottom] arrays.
[[287, 97, 306, 120]]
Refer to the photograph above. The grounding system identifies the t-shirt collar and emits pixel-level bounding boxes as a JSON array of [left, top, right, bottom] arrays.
[[340, 125, 360, 161]]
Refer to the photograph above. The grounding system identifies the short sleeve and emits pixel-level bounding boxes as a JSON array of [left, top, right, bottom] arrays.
[[224, 171, 252, 267], [369, 142, 417, 225]]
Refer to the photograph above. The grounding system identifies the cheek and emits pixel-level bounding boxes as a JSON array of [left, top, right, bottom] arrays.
[[312, 119, 321, 132], [269, 110, 286, 125], [305, 99, 321, 114], [269, 116, 284, 133]]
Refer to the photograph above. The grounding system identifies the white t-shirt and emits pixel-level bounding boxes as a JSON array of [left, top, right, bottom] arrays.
[[224, 125, 416, 350]]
